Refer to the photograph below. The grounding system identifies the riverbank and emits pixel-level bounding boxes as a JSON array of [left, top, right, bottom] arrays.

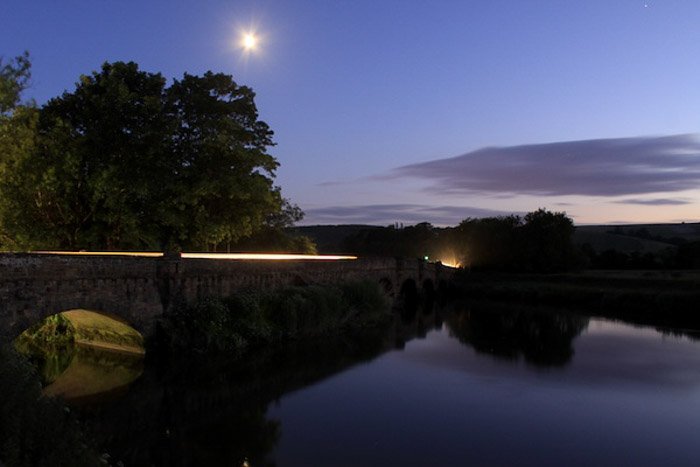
[[452, 270, 700, 334], [153, 279, 392, 354]]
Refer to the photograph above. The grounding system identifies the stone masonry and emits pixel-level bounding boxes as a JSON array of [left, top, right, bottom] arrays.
[[0, 253, 452, 343]]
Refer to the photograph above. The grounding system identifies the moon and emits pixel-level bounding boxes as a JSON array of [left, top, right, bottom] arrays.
[[242, 32, 258, 51]]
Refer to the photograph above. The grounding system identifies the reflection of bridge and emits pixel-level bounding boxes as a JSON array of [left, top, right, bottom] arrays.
[[74, 309, 444, 465], [0, 253, 453, 343]]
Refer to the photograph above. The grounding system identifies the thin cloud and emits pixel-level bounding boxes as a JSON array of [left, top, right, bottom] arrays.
[[616, 198, 691, 206], [390, 134, 700, 197], [302, 204, 515, 226]]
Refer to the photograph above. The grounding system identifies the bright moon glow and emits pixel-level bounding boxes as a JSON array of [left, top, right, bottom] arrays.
[[242, 33, 258, 51]]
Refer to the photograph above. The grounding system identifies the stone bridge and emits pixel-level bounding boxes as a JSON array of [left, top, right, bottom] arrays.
[[0, 253, 453, 343]]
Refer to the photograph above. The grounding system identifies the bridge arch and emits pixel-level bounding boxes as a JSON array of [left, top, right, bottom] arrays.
[[10, 301, 148, 343], [14, 308, 145, 355]]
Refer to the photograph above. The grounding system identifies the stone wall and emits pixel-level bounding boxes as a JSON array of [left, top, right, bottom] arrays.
[[0, 253, 451, 343]]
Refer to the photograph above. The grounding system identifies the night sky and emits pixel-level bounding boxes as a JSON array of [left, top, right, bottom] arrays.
[[3, 0, 699, 225]]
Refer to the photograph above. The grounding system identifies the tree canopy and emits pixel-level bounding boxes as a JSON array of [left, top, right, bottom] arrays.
[[341, 209, 578, 272], [0, 59, 303, 251], [0, 52, 37, 248], [0, 51, 31, 115]]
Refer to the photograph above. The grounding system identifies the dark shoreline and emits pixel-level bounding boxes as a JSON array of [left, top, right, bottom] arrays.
[[451, 270, 700, 338]]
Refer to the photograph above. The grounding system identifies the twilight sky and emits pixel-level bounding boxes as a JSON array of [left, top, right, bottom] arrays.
[[2, 0, 699, 226]]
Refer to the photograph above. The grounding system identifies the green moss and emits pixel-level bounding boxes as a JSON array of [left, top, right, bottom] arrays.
[[62, 310, 144, 351], [14, 314, 75, 352]]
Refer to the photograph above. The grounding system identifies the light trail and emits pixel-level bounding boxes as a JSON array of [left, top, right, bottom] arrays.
[[181, 253, 357, 260], [34, 251, 357, 261], [36, 251, 165, 257]]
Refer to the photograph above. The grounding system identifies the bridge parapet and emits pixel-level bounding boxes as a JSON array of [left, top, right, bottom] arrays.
[[0, 253, 453, 344]]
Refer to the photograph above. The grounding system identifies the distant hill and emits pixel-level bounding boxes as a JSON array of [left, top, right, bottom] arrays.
[[292, 225, 382, 254], [574, 222, 700, 254]]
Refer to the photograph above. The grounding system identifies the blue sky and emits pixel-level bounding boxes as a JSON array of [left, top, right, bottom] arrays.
[[2, 0, 700, 225]]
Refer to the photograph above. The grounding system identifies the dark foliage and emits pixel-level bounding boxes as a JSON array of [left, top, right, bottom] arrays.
[[675, 241, 700, 269], [452, 271, 700, 336], [341, 209, 578, 273], [229, 200, 316, 253], [0, 52, 31, 115], [578, 240, 700, 270], [343, 222, 437, 259], [1, 59, 303, 251], [446, 304, 589, 367], [450, 215, 521, 270], [155, 280, 390, 354]]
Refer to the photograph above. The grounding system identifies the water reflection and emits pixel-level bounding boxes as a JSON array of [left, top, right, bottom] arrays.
[[17, 302, 700, 466], [77, 310, 442, 466], [269, 315, 700, 466], [445, 302, 589, 367], [79, 328, 398, 466], [17, 343, 144, 406]]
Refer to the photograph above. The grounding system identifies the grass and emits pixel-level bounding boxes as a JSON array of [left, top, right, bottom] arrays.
[[15, 309, 145, 358], [62, 310, 144, 354]]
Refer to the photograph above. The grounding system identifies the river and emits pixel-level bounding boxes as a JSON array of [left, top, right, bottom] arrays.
[[23, 303, 700, 466]]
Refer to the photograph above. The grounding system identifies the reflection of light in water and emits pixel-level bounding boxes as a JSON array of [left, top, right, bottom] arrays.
[[42, 345, 144, 405], [35, 251, 357, 260], [15, 309, 146, 406]]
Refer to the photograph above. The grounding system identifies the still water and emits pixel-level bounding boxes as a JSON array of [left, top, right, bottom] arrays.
[[32, 306, 700, 466]]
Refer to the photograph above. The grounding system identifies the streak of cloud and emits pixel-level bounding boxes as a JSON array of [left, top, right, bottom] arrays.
[[615, 198, 691, 206], [390, 134, 700, 197]]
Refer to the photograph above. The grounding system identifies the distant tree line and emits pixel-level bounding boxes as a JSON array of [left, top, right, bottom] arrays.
[[340, 210, 700, 271], [0, 52, 313, 252], [579, 241, 700, 270], [344, 208, 578, 273]]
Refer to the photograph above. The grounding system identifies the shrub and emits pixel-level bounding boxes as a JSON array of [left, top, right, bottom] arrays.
[[155, 280, 390, 354]]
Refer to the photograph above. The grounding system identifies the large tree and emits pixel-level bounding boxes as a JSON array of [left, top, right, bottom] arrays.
[[0, 52, 37, 248], [452, 215, 521, 270], [518, 208, 576, 272], [1, 61, 291, 250], [0, 51, 31, 115], [442, 209, 576, 272]]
